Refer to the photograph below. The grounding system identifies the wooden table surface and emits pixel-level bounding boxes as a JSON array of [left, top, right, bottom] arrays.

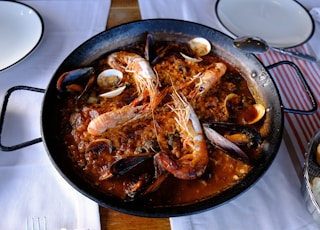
[[100, 1, 171, 229]]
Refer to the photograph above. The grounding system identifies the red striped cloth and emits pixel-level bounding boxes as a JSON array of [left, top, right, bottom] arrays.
[[257, 45, 320, 163]]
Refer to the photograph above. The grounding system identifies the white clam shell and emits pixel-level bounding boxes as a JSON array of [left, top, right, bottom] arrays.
[[224, 93, 265, 124], [99, 85, 126, 98], [188, 37, 211, 57], [224, 93, 240, 111], [180, 52, 202, 63], [97, 69, 123, 89]]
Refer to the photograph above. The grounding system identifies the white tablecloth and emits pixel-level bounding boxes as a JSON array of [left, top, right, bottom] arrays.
[[138, 0, 320, 229], [0, 0, 110, 229]]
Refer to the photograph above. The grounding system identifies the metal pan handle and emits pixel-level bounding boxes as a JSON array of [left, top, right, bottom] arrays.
[[266, 61, 317, 115], [0, 86, 45, 151]]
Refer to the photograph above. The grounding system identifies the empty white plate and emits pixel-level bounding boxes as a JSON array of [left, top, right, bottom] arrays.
[[0, 1, 44, 71], [216, 0, 314, 48]]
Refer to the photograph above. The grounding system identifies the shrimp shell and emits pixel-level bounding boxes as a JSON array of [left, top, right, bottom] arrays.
[[155, 92, 209, 180], [87, 104, 147, 136]]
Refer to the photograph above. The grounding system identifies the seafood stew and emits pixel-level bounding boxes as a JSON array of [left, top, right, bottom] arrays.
[[56, 34, 269, 206]]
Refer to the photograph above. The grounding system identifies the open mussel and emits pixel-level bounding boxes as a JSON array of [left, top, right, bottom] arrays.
[[122, 159, 169, 201], [203, 122, 262, 162], [107, 138, 169, 200], [86, 138, 113, 155], [144, 33, 157, 63], [56, 67, 95, 98], [110, 153, 154, 176], [206, 122, 262, 147], [109, 152, 168, 201]]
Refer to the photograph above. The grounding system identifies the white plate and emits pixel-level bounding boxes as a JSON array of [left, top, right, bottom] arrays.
[[216, 0, 314, 48], [0, 1, 43, 71]]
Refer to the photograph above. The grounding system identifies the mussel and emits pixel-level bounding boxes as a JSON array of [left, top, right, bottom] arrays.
[[110, 153, 154, 176], [86, 138, 113, 155], [144, 33, 157, 63], [56, 67, 95, 97], [122, 158, 169, 201], [203, 122, 262, 161]]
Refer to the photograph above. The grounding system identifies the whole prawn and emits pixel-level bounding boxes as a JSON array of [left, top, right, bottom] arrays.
[[87, 51, 164, 136], [107, 51, 160, 106], [154, 91, 209, 180], [190, 62, 227, 98], [87, 104, 148, 136]]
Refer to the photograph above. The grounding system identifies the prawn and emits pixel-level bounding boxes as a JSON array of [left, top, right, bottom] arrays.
[[154, 91, 209, 180], [87, 104, 148, 136], [191, 62, 227, 97], [107, 51, 160, 107], [87, 51, 166, 136]]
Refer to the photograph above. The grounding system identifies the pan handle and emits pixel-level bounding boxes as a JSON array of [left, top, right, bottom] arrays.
[[0, 86, 45, 151], [266, 61, 317, 115]]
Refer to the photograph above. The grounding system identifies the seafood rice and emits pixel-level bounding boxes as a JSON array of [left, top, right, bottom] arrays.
[[57, 34, 267, 205]]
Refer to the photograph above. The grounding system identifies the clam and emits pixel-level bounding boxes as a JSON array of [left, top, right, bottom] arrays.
[[97, 69, 126, 98], [224, 93, 266, 125], [180, 37, 211, 62], [245, 103, 266, 125], [97, 69, 123, 88], [180, 52, 203, 63], [188, 37, 211, 57], [224, 93, 241, 109], [99, 86, 126, 98]]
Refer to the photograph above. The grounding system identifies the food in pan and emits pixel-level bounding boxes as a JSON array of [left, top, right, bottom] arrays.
[[57, 34, 267, 205]]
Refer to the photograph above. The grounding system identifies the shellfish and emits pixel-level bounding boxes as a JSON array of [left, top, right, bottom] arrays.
[[97, 69, 126, 98], [188, 37, 211, 57], [56, 67, 95, 98], [224, 93, 266, 125], [180, 37, 211, 62], [203, 122, 263, 161]]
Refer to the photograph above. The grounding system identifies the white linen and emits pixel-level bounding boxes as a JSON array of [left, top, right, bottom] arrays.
[[0, 0, 110, 229], [139, 0, 231, 36], [138, 0, 320, 229]]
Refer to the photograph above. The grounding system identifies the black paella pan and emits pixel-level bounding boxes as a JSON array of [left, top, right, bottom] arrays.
[[0, 19, 317, 217]]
